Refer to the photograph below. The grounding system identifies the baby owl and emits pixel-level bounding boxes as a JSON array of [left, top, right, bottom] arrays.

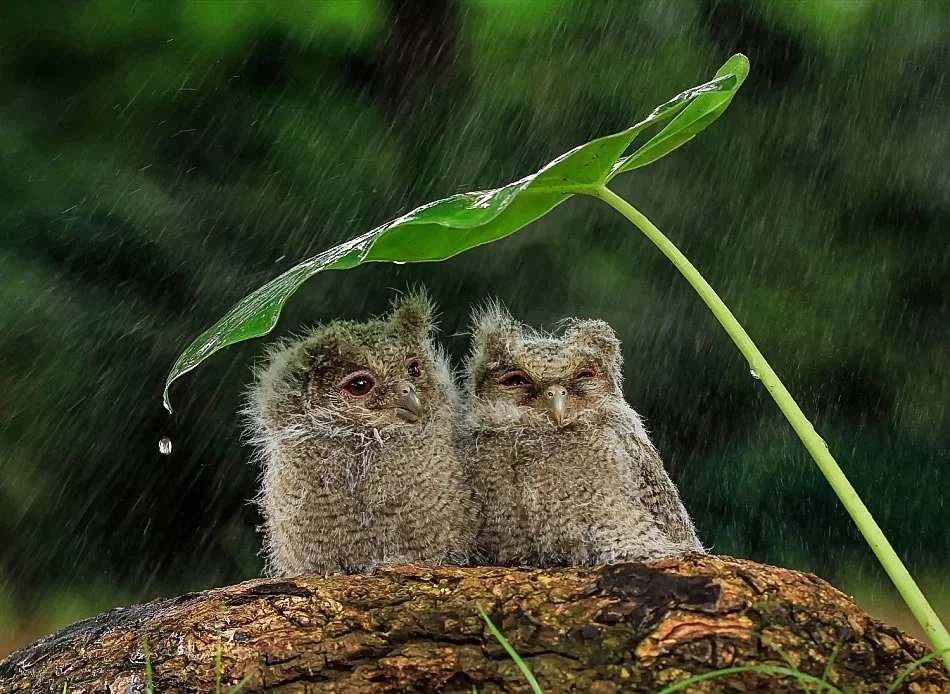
[[460, 303, 704, 567], [245, 292, 478, 577]]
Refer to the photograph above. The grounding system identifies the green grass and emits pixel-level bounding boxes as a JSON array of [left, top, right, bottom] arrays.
[[477, 606, 949, 693], [477, 604, 544, 694], [138, 626, 252, 694]]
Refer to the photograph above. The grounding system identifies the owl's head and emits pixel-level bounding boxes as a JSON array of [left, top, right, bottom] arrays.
[[464, 302, 624, 429], [250, 290, 454, 440]]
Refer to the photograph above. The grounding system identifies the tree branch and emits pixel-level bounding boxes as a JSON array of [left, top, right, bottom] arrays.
[[2, 555, 946, 693]]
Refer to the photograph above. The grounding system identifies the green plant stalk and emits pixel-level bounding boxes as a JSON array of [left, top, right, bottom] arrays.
[[591, 184, 950, 668]]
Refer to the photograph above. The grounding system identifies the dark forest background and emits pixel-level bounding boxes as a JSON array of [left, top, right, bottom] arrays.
[[1, 0, 948, 654]]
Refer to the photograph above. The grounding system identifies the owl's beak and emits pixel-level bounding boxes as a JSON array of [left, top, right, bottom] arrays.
[[544, 385, 568, 426], [394, 383, 424, 423]]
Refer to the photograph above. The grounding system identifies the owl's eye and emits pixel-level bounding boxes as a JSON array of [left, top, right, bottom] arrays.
[[340, 373, 376, 397], [499, 370, 532, 387], [406, 359, 422, 378], [574, 368, 597, 380]]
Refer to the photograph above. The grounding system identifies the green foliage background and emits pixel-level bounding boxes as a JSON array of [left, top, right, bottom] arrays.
[[1, 0, 948, 648]]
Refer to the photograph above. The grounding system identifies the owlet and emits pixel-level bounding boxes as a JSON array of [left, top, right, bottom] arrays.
[[245, 292, 478, 576], [460, 303, 704, 567]]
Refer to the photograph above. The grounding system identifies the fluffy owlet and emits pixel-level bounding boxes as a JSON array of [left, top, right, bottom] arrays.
[[245, 292, 478, 577], [460, 303, 704, 567]]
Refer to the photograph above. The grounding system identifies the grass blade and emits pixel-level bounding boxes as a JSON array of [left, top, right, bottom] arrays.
[[656, 665, 844, 694], [215, 618, 222, 694], [478, 604, 543, 694], [140, 634, 155, 694], [885, 648, 950, 694], [227, 672, 255, 694], [755, 633, 812, 694]]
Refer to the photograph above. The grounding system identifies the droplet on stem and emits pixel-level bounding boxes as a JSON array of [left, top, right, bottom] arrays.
[[750, 369, 760, 380]]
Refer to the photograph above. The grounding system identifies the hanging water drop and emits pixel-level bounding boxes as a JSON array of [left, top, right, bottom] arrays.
[[159, 436, 173, 455], [750, 369, 760, 380]]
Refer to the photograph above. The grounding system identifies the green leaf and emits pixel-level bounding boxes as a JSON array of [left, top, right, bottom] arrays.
[[163, 54, 748, 412], [609, 53, 750, 176]]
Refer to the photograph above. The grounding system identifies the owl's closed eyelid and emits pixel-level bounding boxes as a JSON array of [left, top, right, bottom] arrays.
[[499, 369, 533, 387], [460, 311, 703, 568]]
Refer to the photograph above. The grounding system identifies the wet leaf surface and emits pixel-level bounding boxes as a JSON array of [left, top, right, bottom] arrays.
[[164, 54, 749, 411]]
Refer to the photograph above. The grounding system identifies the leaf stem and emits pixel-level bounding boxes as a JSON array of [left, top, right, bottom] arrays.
[[591, 184, 950, 667]]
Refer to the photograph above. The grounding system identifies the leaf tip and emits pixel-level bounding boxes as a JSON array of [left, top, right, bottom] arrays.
[[727, 53, 751, 79]]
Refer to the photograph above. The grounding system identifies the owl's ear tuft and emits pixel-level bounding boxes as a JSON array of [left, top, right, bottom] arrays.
[[469, 300, 521, 359], [390, 288, 437, 343], [465, 300, 521, 391], [296, 325, 350, 375], [561, 318, 623, 373]]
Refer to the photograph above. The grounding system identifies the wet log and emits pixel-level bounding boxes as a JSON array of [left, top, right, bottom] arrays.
[[1, 555, 947, 693]]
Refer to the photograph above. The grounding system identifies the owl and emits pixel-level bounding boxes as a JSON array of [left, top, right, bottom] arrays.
[[460, 302, 704, 567], [245, 292, 478, 577]]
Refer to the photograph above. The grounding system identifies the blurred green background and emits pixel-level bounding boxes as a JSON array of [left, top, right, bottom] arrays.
[[1, 0, 948, 655]]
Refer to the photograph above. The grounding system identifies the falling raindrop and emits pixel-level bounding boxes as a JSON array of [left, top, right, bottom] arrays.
[[750, 369, 761, 380], [159, 436, 173, 455]]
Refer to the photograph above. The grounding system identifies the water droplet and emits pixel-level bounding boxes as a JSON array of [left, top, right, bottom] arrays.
[[750, 369, 760, 380], [392, 261, 406, 266], [159, 436, 173, 455]]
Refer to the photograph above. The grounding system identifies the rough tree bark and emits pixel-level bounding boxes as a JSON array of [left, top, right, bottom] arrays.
[[1, 555, 946, 693]]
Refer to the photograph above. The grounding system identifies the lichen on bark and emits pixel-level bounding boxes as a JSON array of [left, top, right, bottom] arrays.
[[1, 555, 946, 693]]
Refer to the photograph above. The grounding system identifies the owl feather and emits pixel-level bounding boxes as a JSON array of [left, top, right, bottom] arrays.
[[460, 302, 704, 567], [245, 290, 478, 577]]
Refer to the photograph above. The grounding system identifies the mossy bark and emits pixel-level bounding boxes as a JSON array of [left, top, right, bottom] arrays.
[[1, 555, 946, 693]]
